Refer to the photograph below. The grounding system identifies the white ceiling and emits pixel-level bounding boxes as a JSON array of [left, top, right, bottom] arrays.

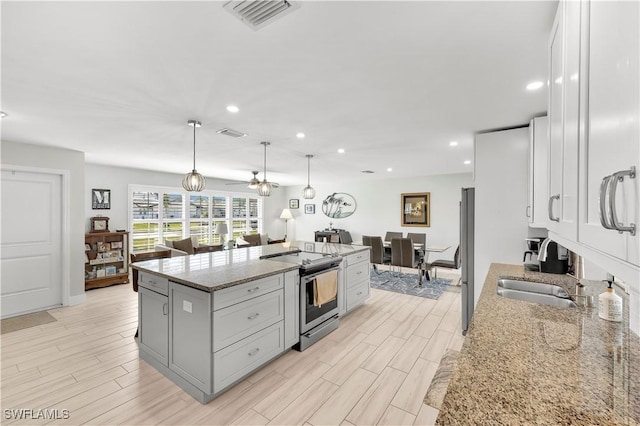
[[1, 1, 556, 187]]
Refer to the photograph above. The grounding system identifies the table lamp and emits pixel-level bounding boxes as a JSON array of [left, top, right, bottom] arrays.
[[280, 208, 293, 241], [215, 223, 228, 246]]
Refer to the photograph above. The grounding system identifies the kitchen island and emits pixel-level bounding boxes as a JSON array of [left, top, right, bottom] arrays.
[[131, 241, 370, 403], [436, 263, 639, 425]]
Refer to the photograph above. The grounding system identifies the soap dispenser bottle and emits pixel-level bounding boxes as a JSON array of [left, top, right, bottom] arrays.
[[598, 279, 622, 322]]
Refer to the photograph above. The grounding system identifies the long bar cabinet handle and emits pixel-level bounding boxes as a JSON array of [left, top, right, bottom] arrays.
[[607, 166, 636, 235], [548, 194, 560, 222], [599, 175, 616, 230]]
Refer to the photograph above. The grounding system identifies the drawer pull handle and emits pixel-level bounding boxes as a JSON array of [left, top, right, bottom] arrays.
[[247, 287, 260, 293], [357, 271, 362, 275], [247, 313, 260, 320], [162, 303, 168, 316], [357, 292, 362, 296], [148, 280, 157, 285], [248, 348, 260, 357]]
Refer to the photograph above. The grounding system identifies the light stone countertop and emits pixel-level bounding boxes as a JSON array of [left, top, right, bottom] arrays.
[[436, 263, 639, 425], [131, 241, 370, 292]]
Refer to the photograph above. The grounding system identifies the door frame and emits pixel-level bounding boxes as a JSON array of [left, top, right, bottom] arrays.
[[1, 164, 71, 307]]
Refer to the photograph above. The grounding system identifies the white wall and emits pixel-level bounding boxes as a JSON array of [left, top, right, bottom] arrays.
[[474, 127, 531, 306], [85, 163, 287, 238], [280, 173, 474, 261], [1, 141, 86, 300]]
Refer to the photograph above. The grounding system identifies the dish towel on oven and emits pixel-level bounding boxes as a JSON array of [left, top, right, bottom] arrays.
[[314, 270, 338, 307]]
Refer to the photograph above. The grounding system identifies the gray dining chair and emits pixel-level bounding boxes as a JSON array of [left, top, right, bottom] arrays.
[[364, 235, 390, 273], [384, 231, 402, 242], [390, 237, 419, 276], [426, 245, 461, 279], [406, 232, 426, 247]]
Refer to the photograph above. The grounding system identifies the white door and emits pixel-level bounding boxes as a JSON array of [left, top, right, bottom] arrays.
[[1, 169, 62, 318]]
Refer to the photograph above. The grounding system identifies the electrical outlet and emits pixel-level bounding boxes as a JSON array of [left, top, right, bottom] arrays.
[[183, 300, 192, 313]]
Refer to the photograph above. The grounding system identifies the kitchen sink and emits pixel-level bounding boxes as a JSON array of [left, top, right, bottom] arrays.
[[497, 278, 577, 308]]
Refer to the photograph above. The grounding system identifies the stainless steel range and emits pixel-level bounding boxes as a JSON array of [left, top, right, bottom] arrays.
[[264, 251, 342, 351]]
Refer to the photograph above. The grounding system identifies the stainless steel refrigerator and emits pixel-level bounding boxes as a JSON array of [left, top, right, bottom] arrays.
[[460, 187, 475, 335]]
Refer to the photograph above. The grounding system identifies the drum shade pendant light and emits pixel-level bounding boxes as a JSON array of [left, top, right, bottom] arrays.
[[257, 141, 273, 197], [182, 120, 206, 192], [302, 154, 316, 199]]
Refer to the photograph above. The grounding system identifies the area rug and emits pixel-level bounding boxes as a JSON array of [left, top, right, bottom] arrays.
[[370, 270, 458, 299], [0, 311, 57, 334], [423, 349, 460, 409]]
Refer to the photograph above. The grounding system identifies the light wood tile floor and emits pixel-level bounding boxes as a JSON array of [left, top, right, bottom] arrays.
[[1, 269, 463, 426]]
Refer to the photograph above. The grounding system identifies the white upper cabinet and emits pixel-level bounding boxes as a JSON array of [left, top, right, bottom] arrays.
[[578, 0, 639, 268], [528, 116, 549, 228], [547, 0, 579, 241], [548, 0, 639, 284]]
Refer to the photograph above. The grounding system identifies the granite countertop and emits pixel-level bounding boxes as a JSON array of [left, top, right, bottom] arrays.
[[437, 263, 639, 425], [131, 241, 369, 292]]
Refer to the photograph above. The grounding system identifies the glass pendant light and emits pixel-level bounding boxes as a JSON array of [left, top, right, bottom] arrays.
[[182, 120, 206, 192], [257, 141, 272, 197], [302, 154, 316, 199]]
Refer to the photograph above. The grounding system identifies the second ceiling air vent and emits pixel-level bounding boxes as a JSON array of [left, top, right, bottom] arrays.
[[216, 128, 248, 138], [223, 0, 300, 31]]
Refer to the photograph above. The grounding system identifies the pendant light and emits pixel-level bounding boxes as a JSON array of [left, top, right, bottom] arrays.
[[302, 154, 316, 199], [182, 120, 206, 192], [257, 141, 273, 197]]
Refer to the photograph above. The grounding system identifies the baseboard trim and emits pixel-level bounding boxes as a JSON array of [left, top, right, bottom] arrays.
[[68, 293, 86, 306]]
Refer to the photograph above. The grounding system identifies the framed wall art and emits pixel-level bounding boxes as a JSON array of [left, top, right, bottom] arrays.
[[289, 199, 300, 209], [92, 188, 111, 210], [305, 204, 315, 214], [321, 192, 357, 218], [401, 192, 430, 227]]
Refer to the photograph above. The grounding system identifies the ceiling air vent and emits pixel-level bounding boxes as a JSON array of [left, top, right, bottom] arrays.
[[361, 170, 375, 174], [216, 128, 247, 138], [223, 0, 300, 31]]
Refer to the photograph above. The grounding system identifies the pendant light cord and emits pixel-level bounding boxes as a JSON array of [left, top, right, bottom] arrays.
[[307, 155, 311, 186], [263, 142, 268, 181], [192, 124, 197, 171]]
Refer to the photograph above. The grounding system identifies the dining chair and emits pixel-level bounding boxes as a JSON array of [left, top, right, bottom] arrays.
[[390, 237, 419, 275], [339, 230, 353, 244], [426, 245, 461, 279], [384, 231, 402, 242], [366, 236, 391, 272], [406, 232, 426, 247]]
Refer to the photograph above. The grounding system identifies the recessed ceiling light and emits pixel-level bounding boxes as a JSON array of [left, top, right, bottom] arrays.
[[526, 81, 544, 91], [226, 105, 239, 113], [338, 148, 345, 154], [464, 160, 471, 165], [387, 168, 393, 172], [296, 132, 305, 139], [449, 141, 458, 147], [0, 111, 7, 118]]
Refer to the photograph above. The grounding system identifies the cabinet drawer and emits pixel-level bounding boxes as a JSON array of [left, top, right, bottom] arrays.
[[213, 322, 284, 393], [213, 290, 284, 351], [346, 261, 369, 286], [346, 279, 369, 312], [213, 275, 283, 311], [346, 251, 369, 266], [138, 272, 168, 296]]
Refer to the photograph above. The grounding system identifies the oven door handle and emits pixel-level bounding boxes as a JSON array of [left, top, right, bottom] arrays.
[[301, 266, 341, 282]]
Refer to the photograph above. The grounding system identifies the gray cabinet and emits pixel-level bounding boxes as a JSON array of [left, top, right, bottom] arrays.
[[138, 286, 168, 366], [169, 282, 212, 394], [343, 252, 370, 313], [282, 270, 299, 348]]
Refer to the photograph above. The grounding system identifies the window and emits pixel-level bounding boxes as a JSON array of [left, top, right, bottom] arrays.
[[129, 186, 262, 253]]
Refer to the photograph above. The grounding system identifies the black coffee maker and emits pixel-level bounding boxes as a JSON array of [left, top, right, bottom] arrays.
[[539, 239, 569, 274], [523, 238, 545, 271]]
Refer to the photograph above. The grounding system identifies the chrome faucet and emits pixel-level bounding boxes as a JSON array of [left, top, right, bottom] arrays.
[[568, 282, 594, 307]]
